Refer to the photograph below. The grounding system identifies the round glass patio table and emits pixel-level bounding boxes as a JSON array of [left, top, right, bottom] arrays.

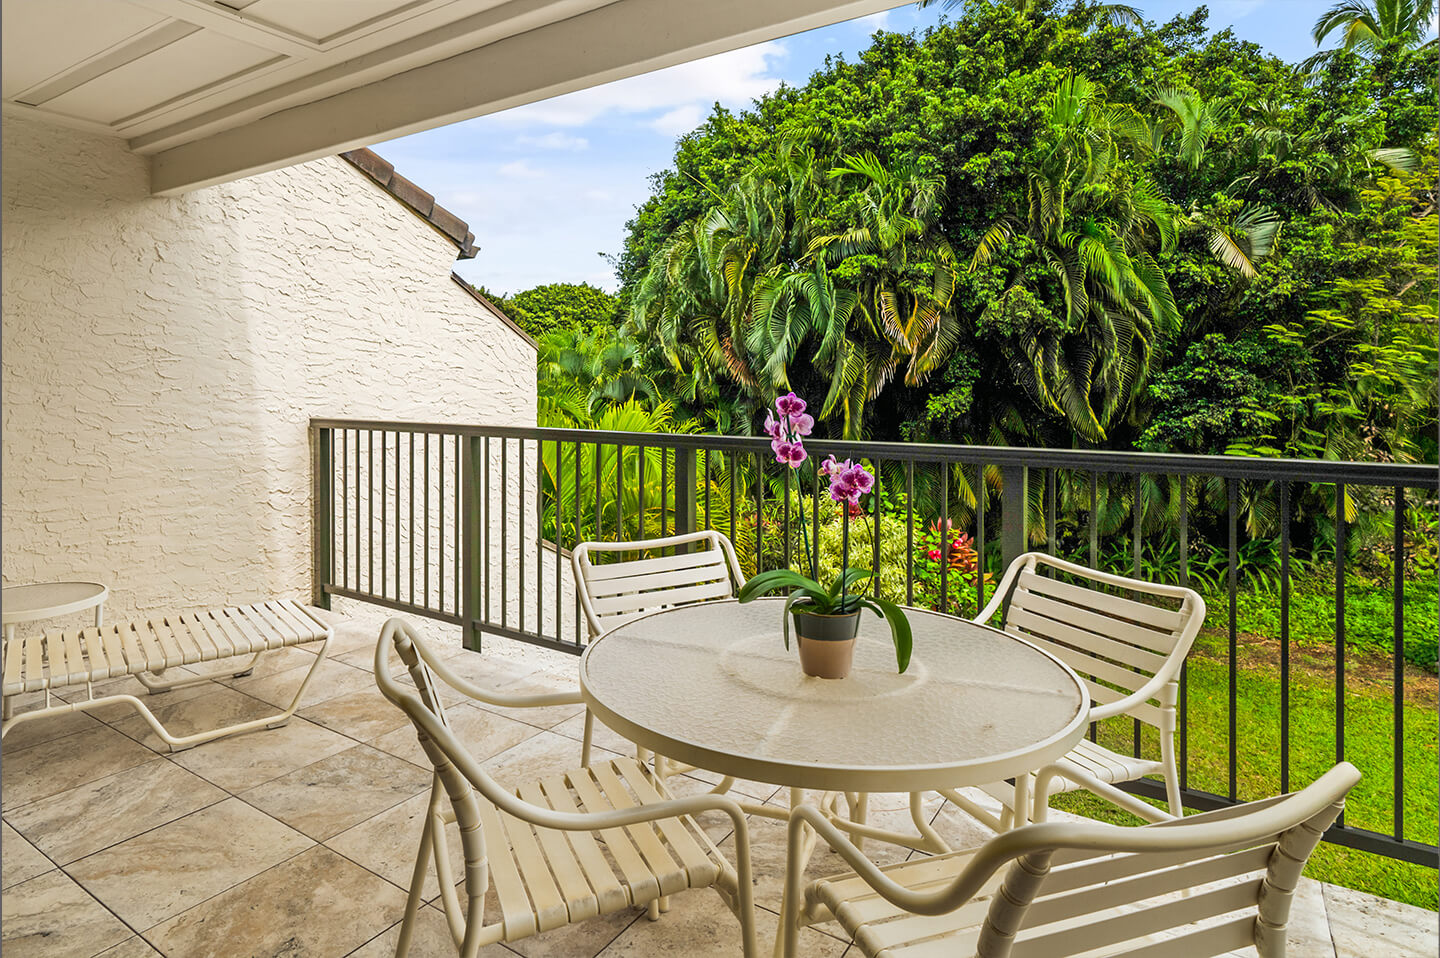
[[578, 597, 1088, 794], [2, 581, 108, 643]]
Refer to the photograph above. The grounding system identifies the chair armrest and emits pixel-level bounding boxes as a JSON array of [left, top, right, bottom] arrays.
[[406, 641, 585, 711]]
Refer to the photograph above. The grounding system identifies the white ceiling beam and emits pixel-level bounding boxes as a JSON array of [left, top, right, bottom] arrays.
[[149, 0, 906, 195], [125, 0, 322, 57]]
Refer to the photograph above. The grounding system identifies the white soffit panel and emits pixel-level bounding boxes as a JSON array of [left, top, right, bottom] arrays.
[[2, 0, 908, 195]]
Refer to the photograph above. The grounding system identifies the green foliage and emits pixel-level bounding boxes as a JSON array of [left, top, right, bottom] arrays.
[[608, 0, 1435, 457], [505, 282, 619, 338]]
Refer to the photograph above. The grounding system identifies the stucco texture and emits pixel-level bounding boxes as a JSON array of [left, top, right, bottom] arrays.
[[2, 113, 536, 622]]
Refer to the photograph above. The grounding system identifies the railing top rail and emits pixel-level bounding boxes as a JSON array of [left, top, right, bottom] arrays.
[[309, 419, 1440, 488]]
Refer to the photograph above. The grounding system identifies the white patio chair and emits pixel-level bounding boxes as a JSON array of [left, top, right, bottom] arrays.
[[374, 618, 759, 958], [780, 762, 1359, 958], [572, 529, 745, 786], [944, 551, 1205, 831]]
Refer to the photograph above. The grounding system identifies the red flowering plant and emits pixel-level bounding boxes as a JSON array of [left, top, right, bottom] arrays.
[[914, 519, 993, 617], [737, 393, 913, 673]]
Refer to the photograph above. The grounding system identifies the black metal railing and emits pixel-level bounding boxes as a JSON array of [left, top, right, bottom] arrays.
[[309, 418, 1437, 868]]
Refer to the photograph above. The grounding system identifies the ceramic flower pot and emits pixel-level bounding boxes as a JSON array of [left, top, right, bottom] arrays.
[[791, 605, 861, 679]]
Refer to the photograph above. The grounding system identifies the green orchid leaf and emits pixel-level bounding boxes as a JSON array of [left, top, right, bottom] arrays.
[[826, 567, 874, 598], [856, 597, 913, 673], [738, 569, 823, 602]]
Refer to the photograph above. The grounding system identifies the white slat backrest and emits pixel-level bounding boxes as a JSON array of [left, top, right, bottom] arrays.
[[572, 531, 744, 638], [998, 554, 1203, 730], [975, 766, 1358, 958]]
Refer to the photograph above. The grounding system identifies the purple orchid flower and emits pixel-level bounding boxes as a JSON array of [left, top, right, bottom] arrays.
[[775, 392, 807, 417]]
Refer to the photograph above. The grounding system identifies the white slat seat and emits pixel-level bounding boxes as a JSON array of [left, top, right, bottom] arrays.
[[1, 599, 331, 751], [572, 530, 747, 793], [374, 618, 758, 957], [782, 764, 1360, 958], [941, 552, 1206, 831]]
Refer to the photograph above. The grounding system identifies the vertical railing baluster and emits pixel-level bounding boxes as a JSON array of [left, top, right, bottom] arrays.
[[616, 443, 625, 541], [461, 435, 482, 651], [368, 430, 375, 595], [532, 439, 543, 638], [554, 439, 562, 644], [1227, 477, 1238, 801], [783, 468, 792, 572], [1178, 473, 1189, 792], [1393, 485, 1405, 840], [409, 433, 415, 606], [1280, 480, 1291, 794], [311, 426, 333, 609], [1132, 472, 1143, 759], [521, 439, 529, 634], [638, 443, 647, 540], [394, 433, 401, 602], [438, 435, 445, 614], [501, 439, 509, 630], [423, 433, 430, 610], [381, 433, 388, 601], [811, 466, 820, 578], [940, 464, 949, 614], [341, 429, 349, 592], [660, 446, 669, 538], [574, 441, 583, 645], [454, 434, 460, 619], [754, 453, 763, 574], [976, 463, 986, 613], [593, 443, 602, 548], [1089, 472, 1099, 569], [905, 462, 915, 606], [1046, 468, 1057, 554], [872, 461, 882, 599], [1335, 482, 1347, 822], [729, 456, 737, 547], [703, 449, 712, 531]]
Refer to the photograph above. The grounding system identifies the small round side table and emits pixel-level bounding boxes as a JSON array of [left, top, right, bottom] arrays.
[[2, 581, 109, 643]]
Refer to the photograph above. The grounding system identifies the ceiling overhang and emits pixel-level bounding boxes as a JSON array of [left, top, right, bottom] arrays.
[[3, 0, 904, 196]]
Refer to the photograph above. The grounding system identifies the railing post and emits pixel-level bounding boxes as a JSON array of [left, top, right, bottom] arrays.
[[674, 447, 696, 546], [311, 424, 333, 610], [1001, 463, 1029, 568], [461, 435, 483, 651]]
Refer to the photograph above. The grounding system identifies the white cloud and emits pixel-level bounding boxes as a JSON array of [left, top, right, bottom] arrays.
[[855, 10, 891, 28], [650, 105, 704, 136], [497, 160, 544, 179], [488, 41, 787, 129], [517, 131, 589, 151]]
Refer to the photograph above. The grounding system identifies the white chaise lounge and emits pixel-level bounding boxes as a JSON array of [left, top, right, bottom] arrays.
[[1, 598, 331, 750]]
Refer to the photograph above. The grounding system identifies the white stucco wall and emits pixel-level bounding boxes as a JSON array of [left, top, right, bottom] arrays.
[[2, 113, 537, 623]]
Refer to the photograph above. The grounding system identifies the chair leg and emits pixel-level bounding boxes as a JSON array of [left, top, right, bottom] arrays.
[[581, 710, 594, 767], [135, 651, 265, 692], [396, 805, 436, 958], [646, 899, 662, 921]]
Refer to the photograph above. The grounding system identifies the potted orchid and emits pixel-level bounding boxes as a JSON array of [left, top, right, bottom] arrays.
[[736, 393, 913, 679]]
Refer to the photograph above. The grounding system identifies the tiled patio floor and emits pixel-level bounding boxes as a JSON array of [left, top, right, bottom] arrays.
[[3, 608, 1435, 957]]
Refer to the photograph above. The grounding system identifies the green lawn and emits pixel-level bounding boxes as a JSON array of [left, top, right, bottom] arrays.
[[1051, 629, 1438, 909]]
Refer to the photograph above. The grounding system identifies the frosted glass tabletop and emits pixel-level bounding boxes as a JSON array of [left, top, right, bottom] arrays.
[[2, 582, 108, 625], [579, 598, 1088, 793]]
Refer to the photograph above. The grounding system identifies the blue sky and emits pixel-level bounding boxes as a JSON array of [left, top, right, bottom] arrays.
[[373, 1, 1416, 295]]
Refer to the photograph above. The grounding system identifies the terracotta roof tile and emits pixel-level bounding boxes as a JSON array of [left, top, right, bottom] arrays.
[[340, 148, 477, 259]]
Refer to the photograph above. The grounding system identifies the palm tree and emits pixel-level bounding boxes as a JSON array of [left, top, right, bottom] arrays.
[[1303, 0, 1437, 72], [810, 154, 960, 430], [971, 74, 1180, 441]]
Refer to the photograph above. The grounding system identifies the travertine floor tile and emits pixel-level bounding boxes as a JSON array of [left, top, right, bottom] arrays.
[[1, 823, 54, 889], [214, 646, 319, 685], [1324, 880, 1438, 957], [239, 743, 431, 840], [597, 888, 846, 958], [1286, 877, 1337, 958], [94, 937, 163, 957], [552, 711, 636, 755], [6, 758, 226, 864], [370, 701, 542, 769], [167, 715, 357, 792], [299, 687, 414, 742], [325, 790, 462, 902], [1, 870, 134, 958], [479, 731, 616, 791], [503, 901, 642, 958], [0, 699, 102, 750], [107, 685, 278, 751], [230, 657, 374, 710], [1, 724, 157, 811], [346, 903, 513, 957], [67, 797, 312, 930], [145, 845, 406, 958]]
